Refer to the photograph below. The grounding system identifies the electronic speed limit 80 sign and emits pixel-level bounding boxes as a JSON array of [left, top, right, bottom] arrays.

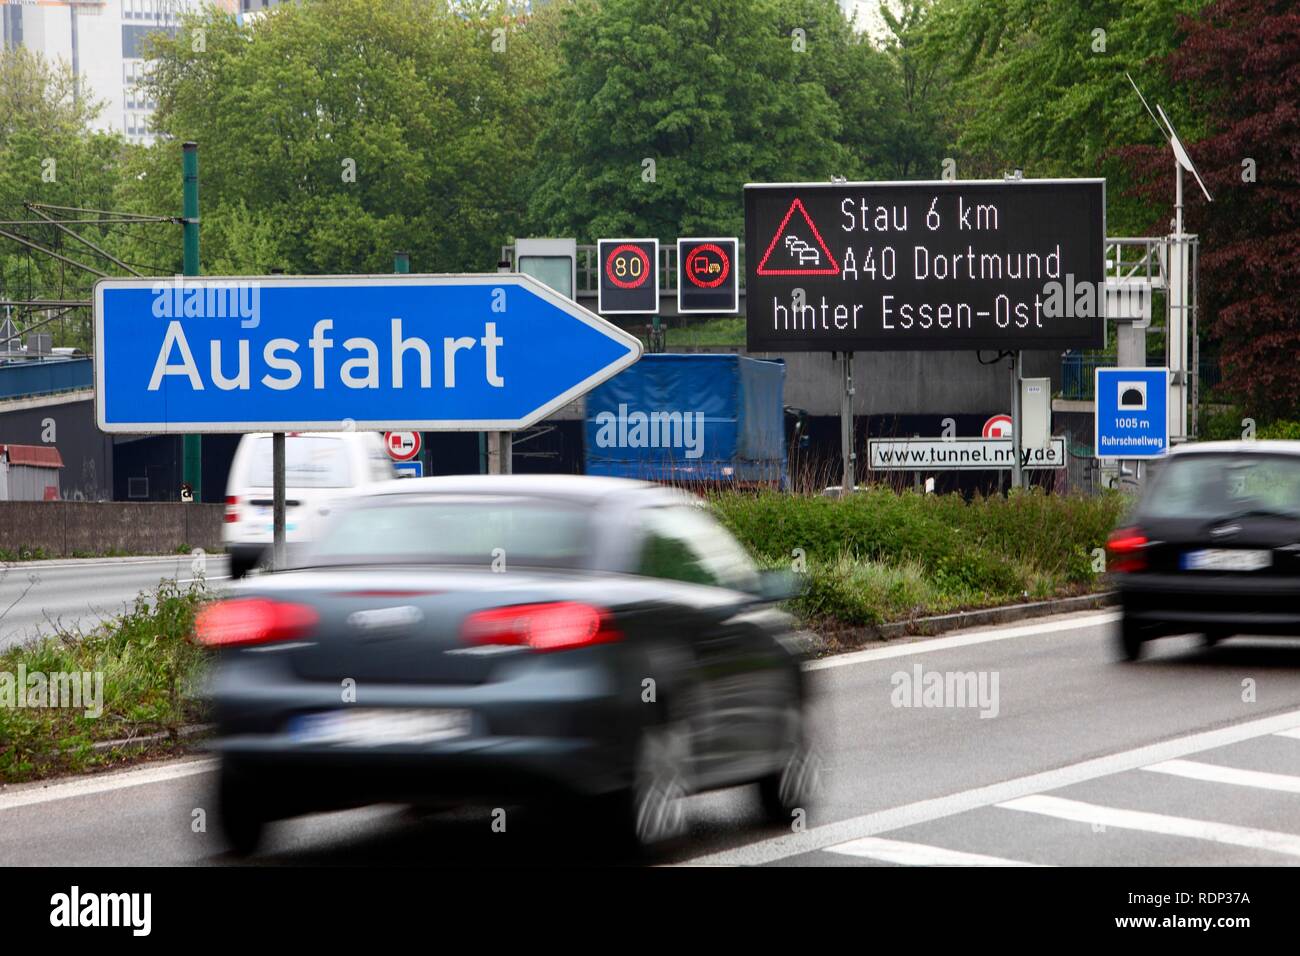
[[598, 239, 659, 314], [677, 238, 739, 314]]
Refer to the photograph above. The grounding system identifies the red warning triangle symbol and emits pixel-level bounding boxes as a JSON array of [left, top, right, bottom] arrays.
[[755, 198, 840, 276]]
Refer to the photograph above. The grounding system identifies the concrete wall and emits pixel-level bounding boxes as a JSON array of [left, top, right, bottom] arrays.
[[751, 349, 1061, 416], [0, 502, 223, 558]]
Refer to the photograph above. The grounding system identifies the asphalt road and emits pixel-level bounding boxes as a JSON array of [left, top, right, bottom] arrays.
[[4, 609, 1300, 866], [0, 554, 230, 650]]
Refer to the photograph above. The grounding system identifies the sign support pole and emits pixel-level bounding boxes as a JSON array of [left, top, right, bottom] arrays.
[[487, 431, 512, 475], [1116, 299, 1147, 488], [1011, 351, 1023, 490], [272, 431, 286, 570], [840, 351, 855, 493], [488, 259, 513, 476], [181, 142, 201, 502]]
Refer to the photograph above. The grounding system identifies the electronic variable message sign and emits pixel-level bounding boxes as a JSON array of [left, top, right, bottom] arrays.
[[745, 179, 1105, 352], [598, 238, 659, 314], [677, 238, 739, 314]]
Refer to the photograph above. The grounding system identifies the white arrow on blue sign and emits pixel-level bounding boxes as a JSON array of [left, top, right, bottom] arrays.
[[1094, 366, 1169, 459], [94, 273, 642, 433]]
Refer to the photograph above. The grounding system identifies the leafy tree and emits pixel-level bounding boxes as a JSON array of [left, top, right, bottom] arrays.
[[874, 0, 953, 179], [524, 0, 859, 240], [0, 48, 124, 349], [138, 0, 553, 275], [920, 0, 1207, 232], [1122, 0, 1300, 420]]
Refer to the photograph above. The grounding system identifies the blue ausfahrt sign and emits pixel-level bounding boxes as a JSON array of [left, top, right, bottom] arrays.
[[1094, 366, 1169, 459], [94, 274, 642, 433]]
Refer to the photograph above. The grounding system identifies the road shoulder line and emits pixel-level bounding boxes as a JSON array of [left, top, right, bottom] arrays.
[[805, 609, 1119, 671], [0, 757, 218, 812]]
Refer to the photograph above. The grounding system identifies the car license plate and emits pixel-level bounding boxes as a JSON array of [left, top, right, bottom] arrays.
[[289, 708, 471, 746], [1182, 549, 1272, 571]]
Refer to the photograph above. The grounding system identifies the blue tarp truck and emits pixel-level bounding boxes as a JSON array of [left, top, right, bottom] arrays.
[[583, 353, 787, 488]]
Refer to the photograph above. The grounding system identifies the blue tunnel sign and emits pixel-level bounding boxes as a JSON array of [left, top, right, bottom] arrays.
[[1094, 366, 1169, 459]]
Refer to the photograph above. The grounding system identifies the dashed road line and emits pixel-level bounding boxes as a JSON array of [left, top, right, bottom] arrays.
[[998, 794, 1300, 858]]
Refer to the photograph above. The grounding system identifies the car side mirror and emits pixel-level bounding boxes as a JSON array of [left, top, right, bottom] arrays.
[[753, 568, 801, 603]]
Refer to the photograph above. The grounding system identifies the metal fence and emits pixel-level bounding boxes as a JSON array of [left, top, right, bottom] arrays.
[[1060, 351, 1221, 401]]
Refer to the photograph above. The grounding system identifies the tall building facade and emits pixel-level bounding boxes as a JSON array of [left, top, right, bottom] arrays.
[[1, 0, 241, 144]]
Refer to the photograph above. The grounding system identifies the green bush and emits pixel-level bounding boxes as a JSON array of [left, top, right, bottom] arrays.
[[1199, 406, 1247, 441], [0, 578, 211, 783], [710, 487, 1124, 626], [1259, 420, 1300, 440]]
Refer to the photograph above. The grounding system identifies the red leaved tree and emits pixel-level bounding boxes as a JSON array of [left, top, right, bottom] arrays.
[[1118, 0, 1300, 421]]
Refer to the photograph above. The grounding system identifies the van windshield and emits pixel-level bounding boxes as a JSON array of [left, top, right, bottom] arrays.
[[247, 437, 353, 489]]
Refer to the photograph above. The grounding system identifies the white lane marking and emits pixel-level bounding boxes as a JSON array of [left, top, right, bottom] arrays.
[[824, 837, 1048, 867], [1275, 728, 1300, 741], [0, 758, 218, 812], [1143, 759, 1300, 794], [0, 555, 227, 572], [804, 611, 1118, 671], [677, 706, 1300, 867], [999, 794, 1300, 858]]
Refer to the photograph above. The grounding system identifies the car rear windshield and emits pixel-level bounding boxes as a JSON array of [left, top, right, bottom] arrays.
[[304, 495, 593, 569], [247, 436, 352, 489], [1138, 453, 1300, 520]]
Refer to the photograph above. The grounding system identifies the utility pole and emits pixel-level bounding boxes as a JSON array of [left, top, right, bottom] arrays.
[[488, 259, 513, 475], [181, 142, 202, 502], [840, 351, 855, 494], [1010, 351, 1023, 490], [1001, 170, 1025, 492]]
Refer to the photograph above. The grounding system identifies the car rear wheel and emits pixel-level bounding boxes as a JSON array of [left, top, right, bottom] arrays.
[[598, 721, 690, 858], [758, 706, 819, 825], [217, 761, 265, 857], [1118, 614, 1147, 661]]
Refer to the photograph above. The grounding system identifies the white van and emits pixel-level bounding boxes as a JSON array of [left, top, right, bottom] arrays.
[[223, 431, 397, 577]]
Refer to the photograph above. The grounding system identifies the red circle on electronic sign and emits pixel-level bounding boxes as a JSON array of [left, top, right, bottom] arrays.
[[605, 244, 651, 290], [685, 243, 730, 289]]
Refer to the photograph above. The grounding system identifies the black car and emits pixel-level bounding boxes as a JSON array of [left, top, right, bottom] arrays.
[[197, 475, 814, 856], [1108, 441, 1300, 660]]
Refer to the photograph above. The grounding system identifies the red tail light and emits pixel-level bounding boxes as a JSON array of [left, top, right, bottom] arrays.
[[1106, 527, 1149, 573], [461, 602, 620, 652], [224, 495, 239, 524], [194, 598, 319, 648]]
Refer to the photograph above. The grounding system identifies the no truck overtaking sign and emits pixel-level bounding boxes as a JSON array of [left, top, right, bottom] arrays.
[[745, 179, 1106, 352], [385, 431, 421, 461]]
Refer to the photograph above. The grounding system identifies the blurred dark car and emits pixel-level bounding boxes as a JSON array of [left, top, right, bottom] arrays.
[[197, 475, 814, 856], [1107, 441, 1300, 660]]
